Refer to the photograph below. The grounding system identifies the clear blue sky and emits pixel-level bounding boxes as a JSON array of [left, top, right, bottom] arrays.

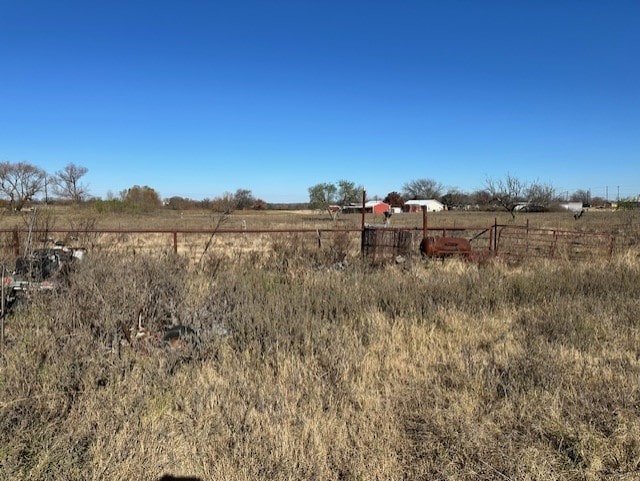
[[1, 0, 638, 203]]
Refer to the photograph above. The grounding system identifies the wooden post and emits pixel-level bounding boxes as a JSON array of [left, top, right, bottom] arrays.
[[13, 229, 19, 256], [173, 231, 178, 254]]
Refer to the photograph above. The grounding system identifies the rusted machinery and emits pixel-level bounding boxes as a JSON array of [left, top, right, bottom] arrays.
[[418, 207, 473, 259], [420, 236, 472, 259], [2, 241, 86, 313]]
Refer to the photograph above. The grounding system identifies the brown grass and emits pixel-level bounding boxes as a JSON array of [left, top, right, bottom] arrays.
[[2, 204, 638, 263], [1, 208, 640, 480]]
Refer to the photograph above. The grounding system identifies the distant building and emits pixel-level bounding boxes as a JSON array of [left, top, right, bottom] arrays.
[[559, 202, 584, 214], [342, 200, 391, 214], [403, 199, 445, 213], [514, 202, 546, 212]]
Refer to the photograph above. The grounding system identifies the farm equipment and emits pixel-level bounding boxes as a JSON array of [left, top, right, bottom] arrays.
[[1, 241, 86, 312], [418, 207, 474, 259], [420, 236, 472, 259]]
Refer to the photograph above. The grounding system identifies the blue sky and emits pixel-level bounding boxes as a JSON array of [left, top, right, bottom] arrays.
[[1, 1, 638, 202]]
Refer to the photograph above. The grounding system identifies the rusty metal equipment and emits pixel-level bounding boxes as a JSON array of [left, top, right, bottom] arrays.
[[419, 236, 472, 259], [1, 241, 86, 313], [419, 207, 474, 260]]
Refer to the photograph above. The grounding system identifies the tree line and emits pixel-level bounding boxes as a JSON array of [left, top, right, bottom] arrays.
[[0, 160, 630, 216], [0, 160, 269, 213], [0, 161, 89, 211], [309, 175, 622, 219]]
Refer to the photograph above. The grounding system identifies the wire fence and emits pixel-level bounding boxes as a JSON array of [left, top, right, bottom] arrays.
[[0, 220, 622, 265]]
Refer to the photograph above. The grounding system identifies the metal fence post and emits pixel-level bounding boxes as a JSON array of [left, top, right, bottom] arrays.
[[1, 265, 5, 349]]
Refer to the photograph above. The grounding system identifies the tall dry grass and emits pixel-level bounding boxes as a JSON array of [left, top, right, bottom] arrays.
[[1, 227, 640, 479]]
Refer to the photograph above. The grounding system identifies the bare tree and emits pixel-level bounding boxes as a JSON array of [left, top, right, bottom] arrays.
[[402, 178, 444, 200], [485, 174, 555, 218], [441, 188, 472, 209], [484, 174, 529, 219], [471, 189, 493, 208], [570, 189, 590, 205], [527, 181, 555, 208], [53, 163, 89, 203], [211, 192, 236, 213], [0, 161, 47, 212]]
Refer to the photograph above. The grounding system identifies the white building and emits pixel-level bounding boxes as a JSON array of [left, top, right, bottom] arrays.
[[559, 202, 584, 214], [403, 199, 445, 212]]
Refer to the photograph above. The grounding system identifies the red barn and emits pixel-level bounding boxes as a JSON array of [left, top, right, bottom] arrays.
[[365, 200, 391, 214], [342, 200, 391, 214]]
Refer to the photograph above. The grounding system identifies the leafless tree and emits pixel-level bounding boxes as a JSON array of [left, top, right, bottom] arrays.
[[0, 161, 47, 212], [570, 189, 590, 205], [527, 181, 555, 207], [211, 192, 236, 214], [53, 163, 89, 203], [402, 178, 444, 200], [484, 174, 555, 218], [484, 174, 526, 219]]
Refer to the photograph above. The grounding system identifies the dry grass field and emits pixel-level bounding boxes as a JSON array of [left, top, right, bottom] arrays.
[[1, 206, 639, 480]]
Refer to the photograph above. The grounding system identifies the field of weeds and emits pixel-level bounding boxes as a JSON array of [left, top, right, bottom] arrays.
[[1, 209, 640, 480], [2, 205, 639, 262]]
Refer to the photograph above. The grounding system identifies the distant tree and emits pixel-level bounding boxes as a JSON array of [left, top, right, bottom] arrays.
[[211, 192, 236, 213], [0, 161, 47, 212], [308, 182, 338, 210], [336, 180, 363, 205], [484, 174, 555, 218], [470, 189, 493, 208], [570, 189, 590, 205], [198, 198, 212, 209], [590, 196, 607, 208], [402, 178, 444, 200], [164, 196, 198, 210], [253, 198, 267, 210], [383, 191, 405, 208], [307, 180, 364, 221], [527, 181, 555, 208], [234, 188, 256, 210], [122, 185, 162, 211], [484, 175, 527, 218], [441, 189, 471, 209], [53, 162, 90, 203], [308, 180, 363, 211], [618, 197, 640, 210]]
